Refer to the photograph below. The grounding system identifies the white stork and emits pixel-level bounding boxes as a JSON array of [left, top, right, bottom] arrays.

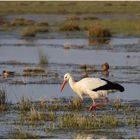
[[60, 73, 124, 112]]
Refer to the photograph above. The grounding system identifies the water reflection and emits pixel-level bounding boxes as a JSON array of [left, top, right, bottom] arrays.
[[89, 37, 110, 45], [73, 132, 107, 139]]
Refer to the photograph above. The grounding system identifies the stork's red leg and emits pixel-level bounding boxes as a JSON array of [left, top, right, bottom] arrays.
[[88, 97, 111, 112], [88, 99, 99, 112]]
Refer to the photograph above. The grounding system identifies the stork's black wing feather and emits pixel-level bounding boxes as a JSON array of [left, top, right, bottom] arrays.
[[92, 78, 124, 92]]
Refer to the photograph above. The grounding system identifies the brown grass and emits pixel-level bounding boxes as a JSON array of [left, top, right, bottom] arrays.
[[11, 18, 34, 26], [21, 25, 48, 37], [60, 20, 80, 31], [18, 96, 31, 112], [87, 25, 111, 44], [0, 88, 7, 112], [23, 67, 46, 76]]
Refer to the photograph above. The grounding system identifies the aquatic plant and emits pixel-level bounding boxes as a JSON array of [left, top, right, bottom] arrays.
[[0, 87, 7, 112], [47, 98, 83, 111], [36, 21, 49, 26], [10, 126, 38, 139], [21, 27, 36, 37], [34, 25, 49, 32], [66, 15, 80, 20], [68, 98, 83, 111], [112, 98, 122, 112], [128, 114, 138, 127], [46, 111, 55, 121], [123, 104, 134, 115], [0, 88, 7, 104], [88, 25, 111, 44], [30, 107, 42, 122], [47, 104, 65, 111], [12, 132, 38, 139], [38, 49, 48, 65], [39, 98, 47, 110], [58, 113, 121, 129], [60, 20, 80, 31], [11, 18, 34, 26], [23, 67, 46, 76], [18, 96, 32, 112], [83, 16, 99, 20], [21, 25, 48, 37]]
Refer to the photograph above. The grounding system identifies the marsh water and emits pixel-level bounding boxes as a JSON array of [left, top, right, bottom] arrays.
[[0, 14, 140, 138], [0, 32, 139, 103]]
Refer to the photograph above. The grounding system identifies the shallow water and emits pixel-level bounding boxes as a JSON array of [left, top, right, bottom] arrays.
[[5, 13, 140, 23], [0, 32, 140, 103], [2, 83, 139, 103]]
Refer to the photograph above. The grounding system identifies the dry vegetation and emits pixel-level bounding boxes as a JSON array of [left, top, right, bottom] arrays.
[[0, 1, 140, 14], [0, 88, 8, 111]]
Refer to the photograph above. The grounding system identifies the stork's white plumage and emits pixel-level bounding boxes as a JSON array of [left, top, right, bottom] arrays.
[[60, 73, 124, 112]]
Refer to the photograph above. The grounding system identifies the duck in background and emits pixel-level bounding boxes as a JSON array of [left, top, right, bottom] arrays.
[[101, 62, 109, 77], [2, 70, 15, 78]]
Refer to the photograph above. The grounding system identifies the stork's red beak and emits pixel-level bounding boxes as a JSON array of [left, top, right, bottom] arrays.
[[60, 80, 67, 92]]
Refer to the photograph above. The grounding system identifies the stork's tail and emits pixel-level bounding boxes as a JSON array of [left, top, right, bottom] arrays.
[[93, 78, 125, 93], [113, 82, 125, 92]]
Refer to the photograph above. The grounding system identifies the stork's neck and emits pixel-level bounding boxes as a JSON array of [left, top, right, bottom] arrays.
[[69, 76, 76, 91]]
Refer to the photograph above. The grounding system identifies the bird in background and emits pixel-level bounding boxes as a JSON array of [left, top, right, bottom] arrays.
[[60, 73, 124, 112]]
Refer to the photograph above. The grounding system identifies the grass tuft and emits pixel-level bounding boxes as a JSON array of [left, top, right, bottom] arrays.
[[11, 18, 34, 26], [21, 25, 48, 37], [60, 20, 80, 31], [21, 27, 36, 37], [30, 107, 41, 122], [128, 115, 139, 127], [39, 98, 47, 110], [0, 87, 8, 112], [58, 113, 121, 129], [36, 21, 49, 26], [47, 98, 83, 111], [38, 49, 48, 65], [18, 96, 32, 112], [10, 126, 38, 139], [23, 67, 46, 76], [87, 25, 111, 44], [68, 98, 82, 110]]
